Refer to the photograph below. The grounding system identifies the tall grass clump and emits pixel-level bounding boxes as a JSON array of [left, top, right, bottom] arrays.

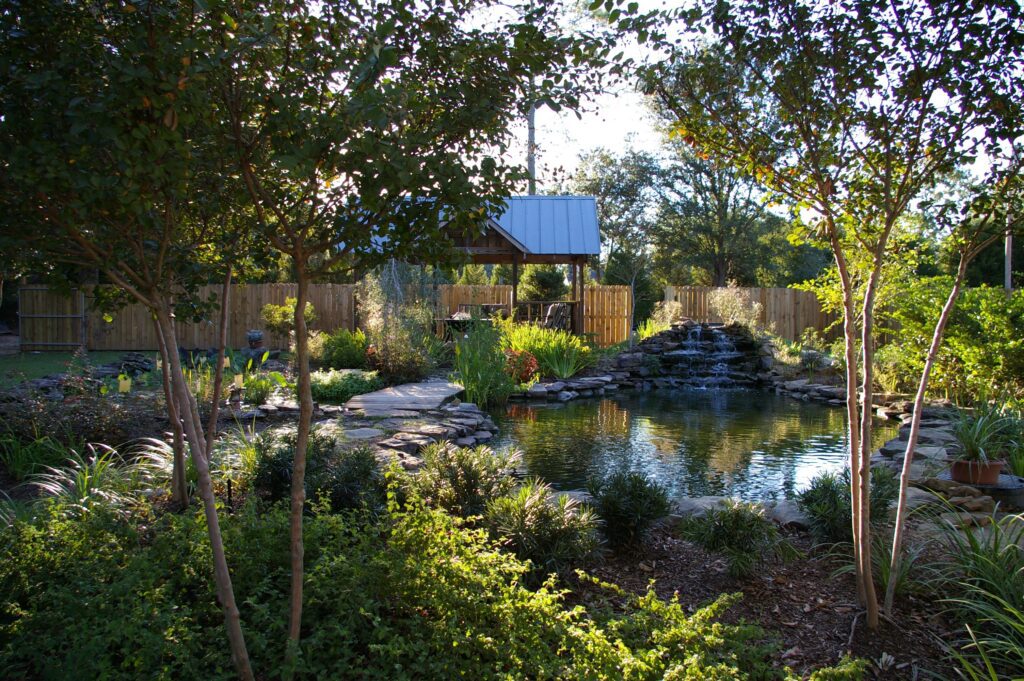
[[935, 511, 1024, 678], [587, 471, 670, 549], [31, 445, 161, 517], [498, 319, 593, 379], [680, 501, 798, 578], [797, 467, 899, 545], [636, 317, 668, 342], [452, 321, 516, 407], [0, 433, 70, 481], [486, 478, 601, 579], [411, 442, 519, 518]]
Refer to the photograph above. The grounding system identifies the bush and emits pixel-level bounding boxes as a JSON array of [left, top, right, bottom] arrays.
[[935, 511, 1024, 679], [252, 429, 384, 512], [797, 467, 899, 545], [453, 321, 516, 407], [318, 327, 368, 369], [708, 286, 766, 334], [308, 369, 382, 404], [260, 297, 317, 337], [0, 499, 862, 680], [503, 349, 538, 384], [0, 433, 69, 481], [636, 317, 668, 341], [485, 478, 601, 579], [498, 320, 593, 379], [243, 373, 274, 405], [411, 442, 518, 518], [587, 471, 670, 549], [680, 501, 798, 578]]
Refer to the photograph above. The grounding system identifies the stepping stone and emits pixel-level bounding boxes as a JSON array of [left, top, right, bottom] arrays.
[[345, 380, 463, 411], [471, 430, 493, 443], [342, 428, 384, 441]]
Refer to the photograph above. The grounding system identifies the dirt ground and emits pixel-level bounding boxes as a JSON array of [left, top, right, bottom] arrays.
[[576, 527, 951, 680]]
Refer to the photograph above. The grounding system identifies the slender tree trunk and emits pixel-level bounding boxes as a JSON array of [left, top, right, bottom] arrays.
[[155, 305, 255, 681], [884, 258, 969, 615], [154, 317, 188, 506], [205, 269, 232, 453], [286, 264, 313, 670], [857, 259, 885, 631]]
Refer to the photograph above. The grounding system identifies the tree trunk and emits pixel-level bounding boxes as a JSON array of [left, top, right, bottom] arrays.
[[286, 264, 313, 670], [154, 306, 255, 681], [204, 269, 232, 453], [884, 258, 969, 615], [154, 317, 188, 506], [857, 260, 885, 631]]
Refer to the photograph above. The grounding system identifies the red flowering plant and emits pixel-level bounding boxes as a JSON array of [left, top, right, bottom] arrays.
[[503, 349, 538, 384]]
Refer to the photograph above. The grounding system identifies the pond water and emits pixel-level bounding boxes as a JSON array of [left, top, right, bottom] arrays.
[[491, 390, 898, 502]]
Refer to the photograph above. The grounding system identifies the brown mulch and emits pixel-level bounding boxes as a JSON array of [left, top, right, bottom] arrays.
[[572, 528, 948, 679]]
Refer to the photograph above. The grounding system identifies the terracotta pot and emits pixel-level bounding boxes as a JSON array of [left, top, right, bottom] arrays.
[[949, 459, 1004, 486]]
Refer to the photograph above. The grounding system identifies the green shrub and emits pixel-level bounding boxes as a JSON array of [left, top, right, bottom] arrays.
[[252, 429, 384, 513], [797, 467, 899, 545], [636, 317, 668, 341], [829, 531, 928, 601], [934, 511, 1024, 678], [319, 327, 368, 369], [680, 501, 798, 578], [453, 321, 516, 407], [411, 442, 518, 518], [587, 471, 670, 549], [497, 319, 593, 379], [0, 434, 69, 481], [243, 373, 274, 405], [0, 498, 862, 680], [953, 407, 1013, 463], [485, 478, 601, 579], [260, 297, 317, 337], [308, 369, 382, 404]]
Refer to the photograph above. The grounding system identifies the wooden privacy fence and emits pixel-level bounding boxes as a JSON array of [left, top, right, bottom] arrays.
[[19, 284, 356, 352], [663, 286, 839, 342], [20, 283, 631, 350], [435, 284, 632, 347]]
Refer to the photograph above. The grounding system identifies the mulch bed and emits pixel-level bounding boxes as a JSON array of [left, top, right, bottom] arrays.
[[574, 528, 947, 679]]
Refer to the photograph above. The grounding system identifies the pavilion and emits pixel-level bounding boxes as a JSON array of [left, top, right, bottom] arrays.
[[444, 195, 601, 333]]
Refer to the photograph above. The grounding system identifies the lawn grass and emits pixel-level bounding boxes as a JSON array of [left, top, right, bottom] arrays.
[[0, 351, 131, 390]]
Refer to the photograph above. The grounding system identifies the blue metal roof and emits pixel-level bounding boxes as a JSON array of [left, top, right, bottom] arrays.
[[490, 196, 600, 256]]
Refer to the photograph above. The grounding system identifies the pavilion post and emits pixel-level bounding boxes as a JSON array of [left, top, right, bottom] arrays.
[[576, 260, 585, 337], [511, 257, 519, 319]]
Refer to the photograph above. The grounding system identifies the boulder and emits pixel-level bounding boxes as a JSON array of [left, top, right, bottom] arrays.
[[671, 496, 731, 518], [768, 500, 810, 530], [948, 495, 995, 514]]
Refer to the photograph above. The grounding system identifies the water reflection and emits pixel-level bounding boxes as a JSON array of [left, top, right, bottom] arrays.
[[491, 390, 897, 502]]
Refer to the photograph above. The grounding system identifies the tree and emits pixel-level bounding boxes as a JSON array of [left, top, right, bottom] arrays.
[[638, 0, 1024, 630], [0, 2, 258, 676], [650, 139, 796, 287], [214, 0, 616, 663], [519, 265, 569, 301], [456, 264, 489, 286], [603, 248, 659, 326]]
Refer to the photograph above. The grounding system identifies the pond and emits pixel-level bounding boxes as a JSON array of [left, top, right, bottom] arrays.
[[491, 390, 899, 502]]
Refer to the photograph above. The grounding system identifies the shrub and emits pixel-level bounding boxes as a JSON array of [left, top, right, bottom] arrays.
[[935, 511, 1024, 679], [650, 300, 686, 328], [797, 467, 899, 545], [0, 499, 862, 679], [498, 319, 593, 379], [308, 369, 382, 404], [359, 271, 444, 384], [680, 501, 798, 578], [708, 286, 766, 334], [252, 429, 384, 512], [485, 478, 601, 579], [503, 349, 538, 384], [453, 322, 516, 407], [0, 434, 69, 481], [260, 297, 316, 337], [319, 327, 368, 369], [30, 445, 161, 518], [411, 442, 518, 518], [587, 471, 670, 549], [636, 317, 668, 341], [243, 373, 274, 405], [953, 407, 1013, 463]]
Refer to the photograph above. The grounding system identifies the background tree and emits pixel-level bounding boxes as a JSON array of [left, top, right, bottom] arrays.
[[638, 0, 1024, 630], [215, 0, 617, 663], [0, 1, 258, 676], [456, 264, 489, 286], [518, 265, 570, 301]]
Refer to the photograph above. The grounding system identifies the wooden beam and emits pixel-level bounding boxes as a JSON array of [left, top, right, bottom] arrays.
[[511, 257, 519, 316]]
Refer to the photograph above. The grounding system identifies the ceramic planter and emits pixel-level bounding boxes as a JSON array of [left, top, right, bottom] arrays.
[[949, 459, 1004, 486]]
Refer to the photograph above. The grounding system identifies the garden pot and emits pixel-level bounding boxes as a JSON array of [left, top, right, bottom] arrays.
[[949, 459, 1004, 486]]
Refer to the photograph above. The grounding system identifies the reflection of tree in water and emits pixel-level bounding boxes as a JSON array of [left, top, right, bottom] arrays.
[[493, 391, 897, 500]]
